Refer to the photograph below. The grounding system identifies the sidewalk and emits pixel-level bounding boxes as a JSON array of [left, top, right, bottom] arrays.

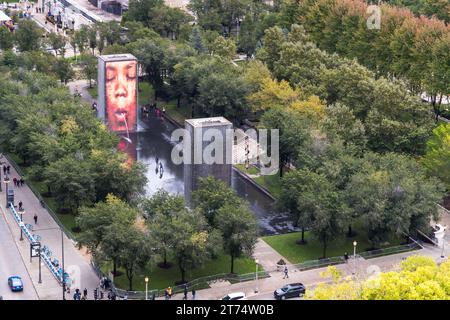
[[0, 157, 100, 300]]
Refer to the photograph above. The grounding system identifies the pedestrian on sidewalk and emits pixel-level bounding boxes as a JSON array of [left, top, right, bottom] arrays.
[[2, 165, 6, 175], [192, 288, 196, 300], [183, 285, 188, 300], [83, 288, 88, 299], [13, 177, 17, 187], [18, 201, 23, 210], [33, 213, 38, 224], [168, 286, 172, 299], [20, 178, 24, 186], [344, 252, 349, 263], [283, 266, 289, 279], [6, 165, 10, 174], [164, 288, 169, 300]]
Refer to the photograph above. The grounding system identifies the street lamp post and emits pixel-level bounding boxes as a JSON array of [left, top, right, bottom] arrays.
[[38, 242, 42, 284], [145, 277, 149, 300], [255, 259, 259, 294], [19, 208, 25, 241], [353, 241, 357, 275], [4, 175, 10, 206]]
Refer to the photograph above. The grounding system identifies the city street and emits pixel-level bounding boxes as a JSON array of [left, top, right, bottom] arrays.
[[0, 212, 38, 300]]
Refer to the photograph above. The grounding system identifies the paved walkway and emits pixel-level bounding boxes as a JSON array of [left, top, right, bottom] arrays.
[[0, 157, 100, 300], [253, 238, 292, 272]]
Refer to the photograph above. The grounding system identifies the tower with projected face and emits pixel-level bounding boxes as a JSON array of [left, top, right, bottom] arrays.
[[98, 54, 138, 133]]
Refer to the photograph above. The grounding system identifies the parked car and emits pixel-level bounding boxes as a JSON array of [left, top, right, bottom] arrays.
[[274, 283, 305, 300], [8, 276, 23, 292], [221, 292, 247, 300]]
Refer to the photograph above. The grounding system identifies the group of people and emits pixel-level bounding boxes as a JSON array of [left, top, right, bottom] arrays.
[[155, 157, 164, 179], [13, 177, 25, 187], [141, 102, 166, 119], [2, 165, 11, 175], [164, 285, 196, 300]]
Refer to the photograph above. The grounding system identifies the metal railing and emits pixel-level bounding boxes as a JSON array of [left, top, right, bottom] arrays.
[[358, 243, 421, 259], [4, 154, 76, 241], [110, 270, 271, 300]]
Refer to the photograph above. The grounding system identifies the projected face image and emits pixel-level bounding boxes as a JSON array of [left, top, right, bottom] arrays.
[[105, 60, 137, 132]]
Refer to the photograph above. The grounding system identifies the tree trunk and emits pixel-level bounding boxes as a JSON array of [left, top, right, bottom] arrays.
[[179, 263, 186, 283], [113, 259, 117, 276], [163, 249, 167, 267], [322, 240, 327, 258], [127, 269, 133, 291], [347, 225, 352, 237], [230, 254, 235, 274], [177, 95, 181, 108], [301, 228, 305, 242]]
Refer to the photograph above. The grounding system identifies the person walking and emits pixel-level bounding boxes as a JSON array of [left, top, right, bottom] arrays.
[[344, 252, 349, 263], [13, 177, 17, 187], [2, 165, 6, 175], [6, 165, 10, 174], [83, 288, 88, 299], [283, 266, 289, 279], [164, 288, 169, 300], [18, 201, 23, 210], [168, 286, 172, 299], [183, 285, 188, 300], [192, 288, 196, 300], [20, 178, 24, 186], [33, 213, 38, 225]]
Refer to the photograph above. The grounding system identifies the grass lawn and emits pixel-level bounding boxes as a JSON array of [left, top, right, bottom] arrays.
[[87, 86, 98, 99], [138, 82, 154, 104], [254, 173, 281, 199], [234, 164, 282, 198], [164, 101, 192, 125], [235, 164, 259, 175], [104, 254, 258, 291], [263, 220, 405, 264]]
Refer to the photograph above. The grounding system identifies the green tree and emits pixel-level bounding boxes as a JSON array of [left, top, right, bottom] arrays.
[[15, 20, 43, 52], [52, 58, 74, 84], [172, 209, 223, 283], [215, 201, 258, 274], [80, 54, 98, 88], [192, 176, 240, 226], [118, 226, 152, 290], [47, 32, 67, 57], [0, 27, 14, 51], [43, 156, 95, 213], [211, 35, 236, 60], [76, 194, 137, 261], [421, 123, 450, 191], [346, 152, 445, 248]]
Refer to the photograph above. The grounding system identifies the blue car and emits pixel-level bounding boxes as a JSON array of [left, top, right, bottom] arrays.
[[8, 276, 23, 292]]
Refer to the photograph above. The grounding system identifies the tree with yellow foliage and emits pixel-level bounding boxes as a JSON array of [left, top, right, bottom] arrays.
[[306, 256, 450, 300], [247, 77, 325, 122]]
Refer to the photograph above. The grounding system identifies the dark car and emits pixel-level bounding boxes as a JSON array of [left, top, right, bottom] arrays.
[[274, 283, 305, 300], [8, 276, 23, 292]]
